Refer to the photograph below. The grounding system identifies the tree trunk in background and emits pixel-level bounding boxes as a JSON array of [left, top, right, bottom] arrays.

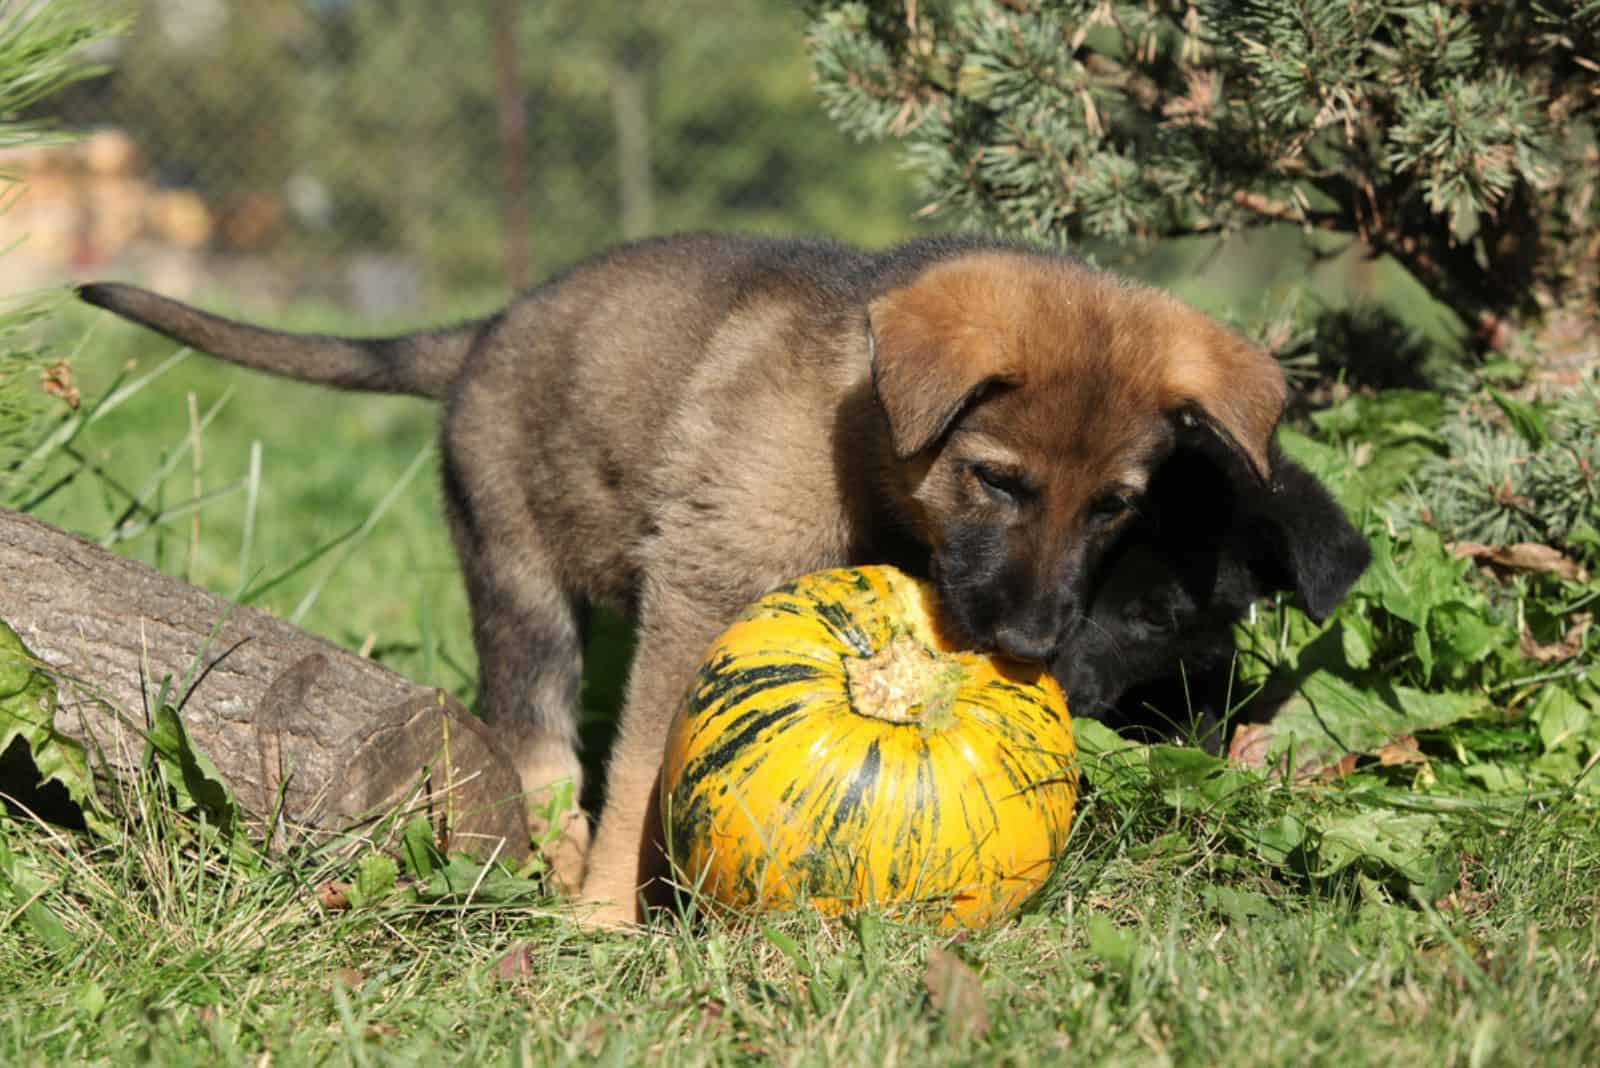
[[0, 507, 528, 861], [611, 58, 654, 240], [492, 0, 531, 292]]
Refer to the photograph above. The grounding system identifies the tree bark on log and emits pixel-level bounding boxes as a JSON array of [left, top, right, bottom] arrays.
[[0, 507, 528, 862]]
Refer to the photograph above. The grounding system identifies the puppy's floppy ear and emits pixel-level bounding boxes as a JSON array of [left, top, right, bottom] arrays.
[[1164, 328, 1288, 486], [868, 266, 1021, 459], [1248, 452, 1372, 620]]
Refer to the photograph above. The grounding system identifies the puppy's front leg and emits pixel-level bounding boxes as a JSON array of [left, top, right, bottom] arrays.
[[578, 581, 728, 928]]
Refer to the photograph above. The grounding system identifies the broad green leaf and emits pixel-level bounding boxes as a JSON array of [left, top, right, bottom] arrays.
[[74, 980, 108, 1021], [1464, 762, 1528, 792], [1388, 686, 1490, 728], [1071, 716, 1153, 805], [1258, 670, 1485, 770], [1309, 390, 1446, 442], [1071, 716, 1127, 759], [1147, 745, 1225, 781], [1530, 687, 1591, 754], [147, 701, 240, 829], [1353, 531, 1478, 674], [1352, 532, 1421, 624], [850, 912, 884, 969], [1448, 197, 1480, 245], [401, 815, 441, 880], [412, 853, 544, 904], [1412, 625, 1435, 683], [1340, 614, 1376, 670], [1313, 810, 1451, 887], [1247, 812, 1309, 867], [1356, 442, 1440, 503], [1567, 520, 1600, 560], [1278, 425, 1437, 520], [1402, 529, 1472, 620], [1148, 746, 1256, 812], [1127, 832, 1191, 862], [529, 776, 577, 854], [0, 619, 101, 830], [348, 852, 399, 908], [1277, 427, 1375, 517], [1476, 358, 1526, 385], [1430, 602, 1506, 668]]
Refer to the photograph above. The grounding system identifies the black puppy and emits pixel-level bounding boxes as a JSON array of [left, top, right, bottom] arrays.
[[1054, 445, 1371, 748]]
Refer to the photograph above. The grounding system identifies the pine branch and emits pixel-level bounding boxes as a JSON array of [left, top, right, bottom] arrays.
[[806, 0, 1600, 338]]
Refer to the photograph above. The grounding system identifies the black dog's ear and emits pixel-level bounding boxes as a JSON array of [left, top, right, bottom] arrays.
[[1246, 451, 1372, 621]]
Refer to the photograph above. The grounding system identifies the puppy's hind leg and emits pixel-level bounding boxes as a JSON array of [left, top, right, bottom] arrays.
[[440, 445, 589, 894]]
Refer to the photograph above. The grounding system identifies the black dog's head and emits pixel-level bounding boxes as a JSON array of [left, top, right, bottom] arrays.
[[1052, 441, 1371, 744]]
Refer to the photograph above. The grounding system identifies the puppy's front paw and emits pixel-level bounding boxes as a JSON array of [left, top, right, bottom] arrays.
[[574, 863, 648, 930], [572, 899, 641, 933]]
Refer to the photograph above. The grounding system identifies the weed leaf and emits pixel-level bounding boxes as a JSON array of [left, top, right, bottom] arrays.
[[146, 700, 241, 830], [1487, 388, 1549, 451], [0, 619, 101, 830], [346, 852, 399, 908]]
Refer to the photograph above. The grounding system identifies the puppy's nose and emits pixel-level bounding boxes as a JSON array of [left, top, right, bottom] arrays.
[[991, 625, 1058, 665]]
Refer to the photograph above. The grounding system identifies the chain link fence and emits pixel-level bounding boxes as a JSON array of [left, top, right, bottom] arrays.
[[7, 0, 917, 320]]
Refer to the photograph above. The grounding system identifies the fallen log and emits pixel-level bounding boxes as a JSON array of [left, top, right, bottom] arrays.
[[0, 506, 528, 861]]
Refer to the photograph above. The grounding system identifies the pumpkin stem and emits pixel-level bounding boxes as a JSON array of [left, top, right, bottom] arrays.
[[843, 635, 965, 728]]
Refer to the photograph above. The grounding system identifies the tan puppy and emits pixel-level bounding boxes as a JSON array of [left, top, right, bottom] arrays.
[[81, 234, 1287, 925]]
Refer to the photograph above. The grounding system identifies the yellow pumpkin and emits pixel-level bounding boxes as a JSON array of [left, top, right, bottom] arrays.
[[660, 565, 1077, 928]]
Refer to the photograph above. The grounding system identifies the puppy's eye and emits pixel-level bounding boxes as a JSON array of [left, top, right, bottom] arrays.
[[1089, 493, 1133, 522], [969, 463, 1030, 505]]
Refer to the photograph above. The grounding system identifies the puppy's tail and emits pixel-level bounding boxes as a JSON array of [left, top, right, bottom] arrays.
[[77, 282, 492, 401]]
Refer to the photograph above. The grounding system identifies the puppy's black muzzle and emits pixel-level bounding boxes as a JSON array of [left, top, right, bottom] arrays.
[[991, 621, 1063, 665]]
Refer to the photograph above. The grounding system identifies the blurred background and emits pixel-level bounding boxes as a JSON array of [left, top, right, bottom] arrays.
[[6, 0, 919, 319]]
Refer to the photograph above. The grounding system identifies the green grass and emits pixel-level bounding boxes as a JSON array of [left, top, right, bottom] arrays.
[[26, 303, 467, 682], [2, 745, 1596, 1066]]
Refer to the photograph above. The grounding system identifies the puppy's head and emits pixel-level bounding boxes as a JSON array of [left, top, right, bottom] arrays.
[[868, 250, 1287, 663]]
